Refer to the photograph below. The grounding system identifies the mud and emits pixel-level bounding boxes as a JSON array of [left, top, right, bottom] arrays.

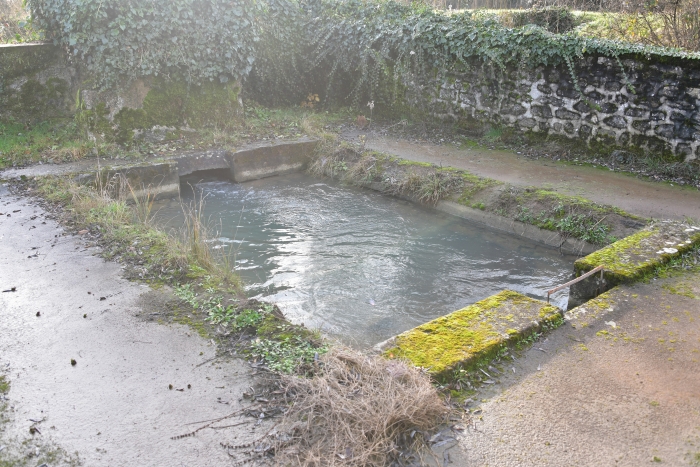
[[360, 136, 700, 222], [0, 183, 266, 466]]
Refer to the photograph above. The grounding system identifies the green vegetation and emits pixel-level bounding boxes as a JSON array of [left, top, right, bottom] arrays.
[[0, 119, 89, 169], [0, 0, 41, 43], [35, 176, 237, 287], [173, 284, 326, 373], [513, 198, 618, 246], [309, 142, 634, 246], [249, 336, 325, 374], [247, 0, 698, 111], [28, 0, 270, 89]]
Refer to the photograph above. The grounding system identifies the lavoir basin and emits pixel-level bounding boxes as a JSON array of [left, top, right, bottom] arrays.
[[157, 173, 575, 348]]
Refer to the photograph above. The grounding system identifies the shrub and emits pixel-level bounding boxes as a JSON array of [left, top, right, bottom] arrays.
[[627, 0, 700, 51], [510, 7, 577, 33]]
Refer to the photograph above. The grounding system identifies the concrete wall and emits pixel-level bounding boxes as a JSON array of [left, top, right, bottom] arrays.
[[0, 43, 79, 121], [0, 43, 241, 142], [412, 54, 700, 161]]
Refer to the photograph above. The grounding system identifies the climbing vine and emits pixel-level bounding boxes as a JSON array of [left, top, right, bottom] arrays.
[[249, 0, 700, 108], [27, 0, 267, 88]]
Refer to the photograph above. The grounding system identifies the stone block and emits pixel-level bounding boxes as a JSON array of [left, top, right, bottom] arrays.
[[531, 105, 552, 118], [603, 115, 628, 129], [654, 124, 675, 138], [624, 106, 648, 118], [555, 108, 580, 120], [569, 222, 700, 308], [518, 117, 537, 128]]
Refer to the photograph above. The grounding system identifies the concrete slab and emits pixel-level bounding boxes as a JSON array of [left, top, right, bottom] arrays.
[[229, 138, 318, 182], [570, 221, 700, 307], [379, 290, 562, 381], [448, 267, 700, 466]]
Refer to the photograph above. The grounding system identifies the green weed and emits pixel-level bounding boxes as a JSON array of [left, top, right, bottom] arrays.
[[0, 119, 89, 168], [249, 336, 327, 374]]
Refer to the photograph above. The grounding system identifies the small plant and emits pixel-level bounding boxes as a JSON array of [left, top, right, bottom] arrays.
[[417, 172, 451, 204], [174, 284, 199, 308], [232, 307, 267, 329], [483, 126, 504, 144], [249, 336, 325, 374], [207, 303, 238, 325]]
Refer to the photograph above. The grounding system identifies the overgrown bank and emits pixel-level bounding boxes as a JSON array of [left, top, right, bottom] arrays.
[[308, 138, 647, 248]]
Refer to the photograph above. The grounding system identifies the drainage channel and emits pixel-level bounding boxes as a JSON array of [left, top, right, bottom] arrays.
[[155, 172, 576, 348]]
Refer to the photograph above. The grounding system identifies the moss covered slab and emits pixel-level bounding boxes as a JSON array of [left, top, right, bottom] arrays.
[[569, 222, 700, 307], [381, 290, 562, 380]]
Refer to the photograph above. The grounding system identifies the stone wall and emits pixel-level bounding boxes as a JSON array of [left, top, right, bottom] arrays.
[[3, 43, 699, 161], [418, 54, 700, 161]]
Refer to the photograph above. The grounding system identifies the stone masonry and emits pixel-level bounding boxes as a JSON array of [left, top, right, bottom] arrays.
[[417, 54, 700, 160]]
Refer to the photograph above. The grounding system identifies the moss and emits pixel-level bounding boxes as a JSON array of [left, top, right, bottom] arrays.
[[385, 290, 561, 379], [3, 77, 70, 122], [662, 282, 698, 299], [113, 107, 148, 144], [576, 228, 657, 280], [172, 311, 210, 338], [142, 79, 241, 129], [0, 376, 8, 394], [398, 160, 434, 168]]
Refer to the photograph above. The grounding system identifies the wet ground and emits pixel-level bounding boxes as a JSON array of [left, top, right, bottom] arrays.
[[0, 184, 266, 466]]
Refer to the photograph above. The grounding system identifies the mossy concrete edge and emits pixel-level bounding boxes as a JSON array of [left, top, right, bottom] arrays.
[[375, 290, 562, 382], [569, 222, 700, 308], [436, 201, 599, 255]]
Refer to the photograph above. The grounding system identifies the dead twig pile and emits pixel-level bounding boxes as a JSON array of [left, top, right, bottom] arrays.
[[272, 347, 448, 467]]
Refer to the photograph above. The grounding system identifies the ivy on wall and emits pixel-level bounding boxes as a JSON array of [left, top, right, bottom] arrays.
[[249, 0, 700, 108], [27, 0, 267, 88], [24, 0, 700, 110]]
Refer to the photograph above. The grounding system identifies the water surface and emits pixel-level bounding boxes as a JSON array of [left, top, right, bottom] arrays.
[[159, 173, 574, 347]]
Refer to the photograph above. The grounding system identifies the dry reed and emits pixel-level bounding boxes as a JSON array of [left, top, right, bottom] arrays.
[[272, 347, 448, 467]]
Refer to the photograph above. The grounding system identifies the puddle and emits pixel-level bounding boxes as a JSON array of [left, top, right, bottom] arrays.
[[157, 173, 575, 347]]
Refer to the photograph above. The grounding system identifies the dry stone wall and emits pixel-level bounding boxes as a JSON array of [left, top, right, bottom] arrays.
[[419, 54, 700, 161]]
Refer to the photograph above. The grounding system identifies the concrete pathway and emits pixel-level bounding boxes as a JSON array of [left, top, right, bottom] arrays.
[[444, 269, 700, 466], [0, 183, 262, 466]]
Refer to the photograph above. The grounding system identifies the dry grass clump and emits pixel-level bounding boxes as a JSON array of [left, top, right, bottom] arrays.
[[273, 347, 448, 467], [35, 174, 240, 287]]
